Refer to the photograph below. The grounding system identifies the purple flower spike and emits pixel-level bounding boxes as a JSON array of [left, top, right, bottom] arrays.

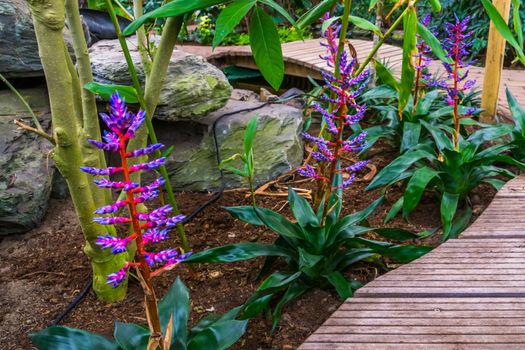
[[88, 139, 120, 152], [129, 158, 166, 173], [80, 166, 122, 176], [96, 235, 132, 254], [143, 228, 170, 243], [126, 143, 164, 158], [144, 249, 181, 266], [93, 216, 132, 225], [94, 200, 128, 215], [106, 263, 130, 288]]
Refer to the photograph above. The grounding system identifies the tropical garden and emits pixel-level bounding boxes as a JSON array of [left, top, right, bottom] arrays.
[[1, 0, 525, 349]]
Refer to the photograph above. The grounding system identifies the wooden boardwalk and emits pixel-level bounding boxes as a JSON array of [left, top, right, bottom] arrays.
[[298, 176, 525, 349], [179, 38, 525, 119]]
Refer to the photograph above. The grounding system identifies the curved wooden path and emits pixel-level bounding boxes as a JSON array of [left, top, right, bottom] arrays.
[[179, 38, 525, 118], [298, 175, 525, 349]]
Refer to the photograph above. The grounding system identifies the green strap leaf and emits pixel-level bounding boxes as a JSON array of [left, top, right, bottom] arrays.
[[374, 59, 399, 90], [213, 0, 256, 48], [440, 192, 459, 240], [416, 22, 449, 63], [481, 0, 525, 65], [348, 15, 383, 38], [288, 187, 319, 228], [258, 0, 296, 25], [184, 243, 291, 263], [325, 271, 353, 299], [123, 0, 225, 36], [249, 6, 284, 91], [296, 0, 337, 29], [400, 121, 422, 153], [384, 197, 403, 223], [30, 326, 119, 350], [403, 166, 439, 217], [511, 0, 523, 51], [84, 82, 138, 103], [187, 320, 248, 350], [398, 7, 417, 116], [506, 88, 525, 133], [243, 116, 258, 155], [158, 277, 189, 348], [113, 322, 150, 350]]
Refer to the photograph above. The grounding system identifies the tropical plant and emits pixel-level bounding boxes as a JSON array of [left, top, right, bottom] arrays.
[[219, 116, 258, 205], [182, 14, 432, 330], [30, 94, 226, 349], [31, 278, 247, 350]]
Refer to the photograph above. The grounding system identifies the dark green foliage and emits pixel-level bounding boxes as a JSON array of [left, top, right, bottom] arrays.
[[31, 278, 247, 350], [185, 187, 431, 330]]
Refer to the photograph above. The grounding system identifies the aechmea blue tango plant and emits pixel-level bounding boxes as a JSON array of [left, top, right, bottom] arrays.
[[298, 15, 370, 217], [81, 92, 190, 345]]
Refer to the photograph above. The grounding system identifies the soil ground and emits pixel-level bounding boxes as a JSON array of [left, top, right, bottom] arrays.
[[0, 145, 496, 350]]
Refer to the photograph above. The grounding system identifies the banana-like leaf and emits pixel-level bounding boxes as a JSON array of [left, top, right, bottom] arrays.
[[416, 23, 449, 63], [348, 15, 383, 37], [398, 7, 417, 116], [258, 0, 296, 25], [296, 0, 337, 29], [114, 322, 150, 350], [213, 0, 256, 48], [123, 0, 225, 36], [249, 6, 284, 90], [158, 277, 189, 349], [187, 320, 248, 350]]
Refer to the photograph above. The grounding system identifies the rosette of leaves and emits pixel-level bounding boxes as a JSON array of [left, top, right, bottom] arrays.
[[184, 182, 431, 331], [31, 278, 247, 350], [367, 124, 525, 240]]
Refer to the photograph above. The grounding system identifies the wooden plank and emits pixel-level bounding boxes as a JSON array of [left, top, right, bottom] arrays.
[[299, 343, 525, 349], [305, 334, 525, 343], [338, 302, 525, 310], [355, 287, 525, 297], [314, 325, 525, 334], [324, 318, 525, 326]]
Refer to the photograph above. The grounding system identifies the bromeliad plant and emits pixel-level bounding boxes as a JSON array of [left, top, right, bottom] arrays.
[[182, 16, 431, 331], [30, 93, 248, 350], [218, 116, 258, 206]]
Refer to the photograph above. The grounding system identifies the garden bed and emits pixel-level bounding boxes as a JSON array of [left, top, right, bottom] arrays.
[[0, 144, 497, 350]]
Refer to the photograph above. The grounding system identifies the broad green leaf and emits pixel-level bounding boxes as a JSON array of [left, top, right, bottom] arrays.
[[258, 0, 296, 25], [440, 192, 459, 240], [384, 197, 403, 223], [191, 307, 243, 336], [374, 59, 399, 90], [257, 271, 301, 291], [415, 90, 441, 116], [369, 0, 379, 10], [381, 244, 432, 263], [416, 23, 449, 63], [298, 248, 323, 270], [420, 120, 454, 151], [325, 271, 353, 299], [270, 284, 309, 333], [113, 322, 149, 350], [403, 166, 439, 217], [288, 187, 319, 228], [398, 7, 417, 116], [84, 82, 138, 103], [362, 85, 398, 100], [296, 0, 337, 29], [348, 15, 383, 37], [187, 320, 248, 350], [30, 327, 119, 350], [428, 0, 441, 12], [158, 277, 189, 348], [244, 116, 258, 155], [400, 122, 421, 153], [213, 0, 256, 48], [481, 0, 525, 64], [467, 124, 514, 146], [224, 206, 263, 225], [448, 206, 472, 239], [507, 88, 525, 133], [253, 206, 304, 239], [162, 145, 175, 158], [241, 294, 273, 319], [484, 178, 507, 191], [185, 243, 291, 263], [123, 0, 225, 36], [331, 196, 384, 235], [249, 6, 284, 90], [512, 0, 523, 51], [367, 149, 435, 190], [321, 16, 340, 34], [374, 227, 425, 241]]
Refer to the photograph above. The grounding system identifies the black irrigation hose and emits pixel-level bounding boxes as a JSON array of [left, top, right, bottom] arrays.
[[51, 101, 277, 325]]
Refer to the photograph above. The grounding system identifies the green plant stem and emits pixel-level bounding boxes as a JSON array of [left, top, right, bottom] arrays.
[[0, 73, 43, 131], [27, 0, 127, 302], [133, 0, 152, 75], [354, 6, 410, 77], [105, 0, 190, 251]]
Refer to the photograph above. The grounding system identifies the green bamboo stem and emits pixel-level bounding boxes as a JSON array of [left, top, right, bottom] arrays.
[[133, 0, 152, 76], [27, 0, 127, 302], [105, 0, 190, 251], [0, 73, 44, 131]]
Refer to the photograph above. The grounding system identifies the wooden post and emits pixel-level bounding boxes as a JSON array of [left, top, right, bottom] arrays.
[[480, 0, 512, 123]]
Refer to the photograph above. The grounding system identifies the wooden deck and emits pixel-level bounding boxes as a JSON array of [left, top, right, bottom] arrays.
[[298, 176, 525, 349], [179, 38, 525, 119]]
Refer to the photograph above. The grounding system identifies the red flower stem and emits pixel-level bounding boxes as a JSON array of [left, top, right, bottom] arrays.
[[118, 134, 164, 347], [413, 54, 423, 111], [452, 44, 460, 151]]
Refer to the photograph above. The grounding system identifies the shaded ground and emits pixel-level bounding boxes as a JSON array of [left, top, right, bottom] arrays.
[[0, 146, 496, 350]]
